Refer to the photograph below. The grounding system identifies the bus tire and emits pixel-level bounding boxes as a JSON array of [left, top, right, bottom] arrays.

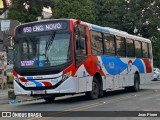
[[43, 96, 55, 102], [124, 87, 131, 92], [131, 73, 140, 92], [86, 77, 99, 99]]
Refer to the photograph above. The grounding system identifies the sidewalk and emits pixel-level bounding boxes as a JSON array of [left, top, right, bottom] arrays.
[[0, 89, 39, 104], [0, 89, 9, 104]]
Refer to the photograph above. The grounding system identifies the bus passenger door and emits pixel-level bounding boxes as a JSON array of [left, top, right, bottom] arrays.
[[74, 24, 88, 92]]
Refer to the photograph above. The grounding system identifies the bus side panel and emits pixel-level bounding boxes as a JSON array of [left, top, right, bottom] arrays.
[[74, 64, 93, 93], [99, 56, 152, 90], [100, 56, 132, 89]]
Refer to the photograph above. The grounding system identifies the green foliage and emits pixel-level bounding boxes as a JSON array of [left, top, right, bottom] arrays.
[[7, 0, 160, 67], [7, 0, 52, 23], [52, 0, 96, 23], [93, 0, 160, 67]]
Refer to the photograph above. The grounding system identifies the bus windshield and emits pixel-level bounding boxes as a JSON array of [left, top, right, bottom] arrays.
[[14, 32, 72, 68]]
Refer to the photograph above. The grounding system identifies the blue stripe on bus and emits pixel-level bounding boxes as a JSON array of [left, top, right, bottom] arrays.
[[132, 59, 145, 73], [27, 77, 43, 87], [101, 56, 127, 75], [27, 77, 33, 79], [91, 25, 109, 33]]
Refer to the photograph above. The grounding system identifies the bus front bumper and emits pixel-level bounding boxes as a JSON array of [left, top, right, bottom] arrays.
[[14, 77, 78, 96]]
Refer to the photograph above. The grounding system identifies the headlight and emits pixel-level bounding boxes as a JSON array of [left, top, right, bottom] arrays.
[[62, 71, 72, 81]]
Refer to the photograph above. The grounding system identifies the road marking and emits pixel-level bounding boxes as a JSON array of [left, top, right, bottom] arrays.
[[26, 89, 160, 120], [45, 91, 154, 117]]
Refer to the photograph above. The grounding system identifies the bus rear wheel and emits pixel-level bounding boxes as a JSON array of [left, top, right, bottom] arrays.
[[86, 77, 99, 99], [131, 74, 140, 92], [43, 96, 55, 102]]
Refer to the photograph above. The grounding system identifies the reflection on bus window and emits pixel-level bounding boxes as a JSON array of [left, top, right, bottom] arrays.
[[91, 31, 103, 55]]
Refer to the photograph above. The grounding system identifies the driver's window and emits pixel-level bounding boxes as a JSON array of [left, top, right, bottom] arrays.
[[75, 25, 87, 56], [21, 41, 29, 60]]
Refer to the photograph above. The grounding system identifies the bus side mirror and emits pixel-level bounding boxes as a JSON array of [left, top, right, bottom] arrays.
[[5, 36, 14, 53]]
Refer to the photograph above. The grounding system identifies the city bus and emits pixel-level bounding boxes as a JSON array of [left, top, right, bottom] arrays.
[[13, 19, 153, 102]]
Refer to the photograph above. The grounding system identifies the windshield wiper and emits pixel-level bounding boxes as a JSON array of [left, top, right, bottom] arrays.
[[26, 36, 36, 59], [46, 31, 56, 51]]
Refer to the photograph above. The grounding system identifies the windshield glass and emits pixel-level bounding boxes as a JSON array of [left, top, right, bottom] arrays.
[[14, 33, 72, 68]]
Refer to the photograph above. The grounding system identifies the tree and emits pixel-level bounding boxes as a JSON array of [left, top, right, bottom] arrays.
[[93, 0, 160, 67], [7, 0, 52, 23], [125, 0, 160, 67], [7, 0, 160, 67], [52, 0, 96, 23]]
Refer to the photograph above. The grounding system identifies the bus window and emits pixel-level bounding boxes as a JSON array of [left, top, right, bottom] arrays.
[[142, 42, 149, 58], [135, 40, 142, 58], [148, 43, 152, 59], [126, 38, 135, 57], [116, 36, 126, 57], [104, 34, 115, 56], [74, 25, 88, 67], [21, 39, 35, 60], [90, 31, 103, 55], [75, 25, 87, 56], [22, 41, 29, 60]]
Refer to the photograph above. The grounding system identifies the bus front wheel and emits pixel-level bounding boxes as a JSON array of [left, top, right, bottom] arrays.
[[43, 96, 55, 102], [86, 77, 99, 99]]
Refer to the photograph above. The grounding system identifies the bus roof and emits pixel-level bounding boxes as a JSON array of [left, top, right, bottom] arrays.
[[16, 19, 151, 43], [126, 34, 151, 43], [89, 24, 109, 33], [15, 19, 71, 29], [83, 21, 150, 43]]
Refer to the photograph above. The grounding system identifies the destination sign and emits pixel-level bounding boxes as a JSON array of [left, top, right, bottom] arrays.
[[23, 23, 62, 33], [17, 21, 68, 34]]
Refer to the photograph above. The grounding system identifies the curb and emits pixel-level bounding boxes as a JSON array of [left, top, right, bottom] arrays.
[[9, 97, 42, 104], [0, 89, 42, 105], [0, 89, 8, 104], [0, 97, 42, 105], [0, 99, 9, 104]]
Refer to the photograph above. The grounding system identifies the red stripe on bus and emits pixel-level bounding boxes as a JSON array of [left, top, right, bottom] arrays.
[[19, 77, 28, 82], [142, 59, 152, 73], [41, 82, 52, 86]]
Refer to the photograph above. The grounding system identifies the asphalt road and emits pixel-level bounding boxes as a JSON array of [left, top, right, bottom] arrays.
[[1, 80, 160, 120]]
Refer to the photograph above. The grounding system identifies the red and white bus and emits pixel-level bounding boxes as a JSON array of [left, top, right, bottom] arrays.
[[13, 19, 153, 102]]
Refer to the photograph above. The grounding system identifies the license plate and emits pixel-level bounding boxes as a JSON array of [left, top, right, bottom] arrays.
[[32, 90, 45, 94]]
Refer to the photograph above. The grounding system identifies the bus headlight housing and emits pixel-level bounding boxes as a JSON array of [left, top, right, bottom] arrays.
[[62, 71, 72, 81]]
